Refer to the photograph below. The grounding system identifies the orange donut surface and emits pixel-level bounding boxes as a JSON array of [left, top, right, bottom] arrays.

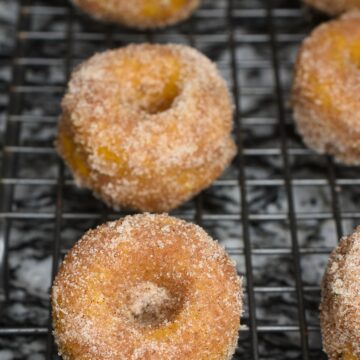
[[71, 0, 200, 28], [57, 44, 236, 212], [320, 227, 360, 360], [292, 12, 360, 165], [52, 214, 242, 360], [304, 0, 360, 15]]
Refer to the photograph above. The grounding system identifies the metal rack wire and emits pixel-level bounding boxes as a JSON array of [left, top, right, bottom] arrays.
[[1, 0, 360, 359]]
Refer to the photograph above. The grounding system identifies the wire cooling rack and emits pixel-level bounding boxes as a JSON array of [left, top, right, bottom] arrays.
[[1, 0, 360, 359]]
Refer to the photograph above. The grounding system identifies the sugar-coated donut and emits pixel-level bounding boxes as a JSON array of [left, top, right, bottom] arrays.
[[304, 0, 360, 15], [292, 12, 360, 165], [320, 227, 360, 360], [57, 44, 236, 212], [71, 0, 200, 28], [52, 213, 243, 360]]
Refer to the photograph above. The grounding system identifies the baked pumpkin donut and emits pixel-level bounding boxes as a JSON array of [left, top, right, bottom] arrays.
[[57, 44, 236, 212], [320, 226, 360, 360], [304, 0, 360, 15], [71, 0, 200, 28], [52, 213, 243, 360], [292, 12, 360, 165]]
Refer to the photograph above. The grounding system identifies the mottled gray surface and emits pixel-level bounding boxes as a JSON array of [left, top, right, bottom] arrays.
[[0, 0, 360, 359]]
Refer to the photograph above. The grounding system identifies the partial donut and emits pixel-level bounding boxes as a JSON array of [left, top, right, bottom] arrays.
[[304, 0, 360, 15], [291, 12, 360, 165], [52, 213, 243, 360], [320, 226, 360, 360], [57, 44, 236, 212], [71, 0, 201, 28]]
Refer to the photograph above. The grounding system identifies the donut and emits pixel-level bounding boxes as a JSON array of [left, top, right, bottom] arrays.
[[70, 0, 201, 28], [304, 0, 360, 15], [291, 12, 360, 165], [320, 226, 360, 360], [52, 213, 243, 360], [56, 44, 236, 212]]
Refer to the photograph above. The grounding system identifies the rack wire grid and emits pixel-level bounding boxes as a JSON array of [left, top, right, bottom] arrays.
[[0, 0, 359, 359]]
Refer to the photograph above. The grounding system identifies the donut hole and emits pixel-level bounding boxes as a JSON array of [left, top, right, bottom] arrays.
[[140, 83, 180, 114], [117, 55, 181, 115], [126, 281, 185, 327]]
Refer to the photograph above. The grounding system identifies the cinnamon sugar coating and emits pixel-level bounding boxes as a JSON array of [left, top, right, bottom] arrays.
[[304, 0, 360, 15], [52, 214, 243, 360], [56, 44, 236, 212], [70, 0, 200, 29], [292, 12, 360, 165], [320, 227, 360, 360]]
